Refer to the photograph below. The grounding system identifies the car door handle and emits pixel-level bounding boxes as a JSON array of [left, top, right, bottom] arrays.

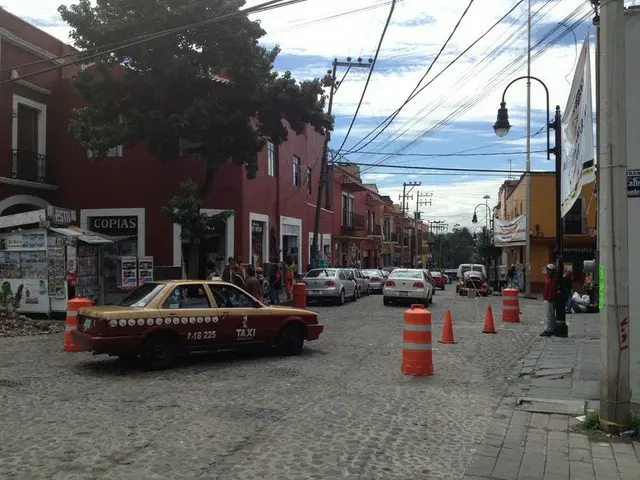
[[167, 312, 179, 316], [220, 311, 232, 316]]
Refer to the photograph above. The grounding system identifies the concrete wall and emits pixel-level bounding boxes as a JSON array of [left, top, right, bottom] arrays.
[[625, 9, 640, 405]]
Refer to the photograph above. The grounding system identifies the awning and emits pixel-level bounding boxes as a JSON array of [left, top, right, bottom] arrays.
[[48, 227, 117, 244]]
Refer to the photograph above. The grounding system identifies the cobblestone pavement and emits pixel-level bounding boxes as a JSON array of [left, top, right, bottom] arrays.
[[0, 290, 543, 480]]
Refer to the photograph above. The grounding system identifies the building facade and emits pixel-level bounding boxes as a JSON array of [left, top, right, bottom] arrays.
[[497, 172, 596, 293]]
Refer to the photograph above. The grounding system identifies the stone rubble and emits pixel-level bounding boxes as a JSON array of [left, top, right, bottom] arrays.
[[0, 311, 63, 337]]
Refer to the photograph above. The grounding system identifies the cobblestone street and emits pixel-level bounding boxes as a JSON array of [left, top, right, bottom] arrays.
[[0, 291, 544, 480]]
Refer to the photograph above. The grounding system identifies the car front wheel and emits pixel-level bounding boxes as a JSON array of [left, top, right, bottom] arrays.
[[337, 289, 346, 305], [277, 324, 305, 355]]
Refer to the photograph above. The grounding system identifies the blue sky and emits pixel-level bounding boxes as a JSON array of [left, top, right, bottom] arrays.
[[7, 0, 611, 227]]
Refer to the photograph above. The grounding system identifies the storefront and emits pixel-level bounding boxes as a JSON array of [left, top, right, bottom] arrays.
[[249, 213, 268, 268], [307, 232, 332, 268], [0, 208, 113, 314], [280, 216, 301, 273]]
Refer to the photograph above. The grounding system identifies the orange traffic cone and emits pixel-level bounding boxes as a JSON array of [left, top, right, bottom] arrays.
[[438, 309, 458, 344], [483, 304, 497, 334]]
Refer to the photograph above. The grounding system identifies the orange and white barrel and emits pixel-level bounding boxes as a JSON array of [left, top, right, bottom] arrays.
[[64, 297, 94, 352], [502, 288, 520, 323], [401, 304, 433, 376]]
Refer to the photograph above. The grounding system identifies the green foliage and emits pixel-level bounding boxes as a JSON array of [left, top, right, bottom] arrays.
[[430, 227, 475, 268], [583, 411, 600, 430], [161, 179, 231, 243], [0, 282, 13, 310], [58, 0, 333, 195]]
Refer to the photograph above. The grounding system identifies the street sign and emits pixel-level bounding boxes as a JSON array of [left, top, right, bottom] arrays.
[[627, 169, 640, 197]]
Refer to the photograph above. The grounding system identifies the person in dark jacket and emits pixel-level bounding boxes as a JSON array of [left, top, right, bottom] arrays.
[[222, 257, 235, 283], [231, 264, 245, 289], [268, 264, 282, 305], [244, 266, 261, 299], [541, 263, 558, 336]]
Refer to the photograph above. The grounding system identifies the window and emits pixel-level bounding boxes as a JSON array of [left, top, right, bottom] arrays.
[[87, 145, 123, 159], [293, 155, 301, 186], [209, 284, 257, 308], [118, 283, 165, 308], [306, 167, 312, 194], [162, 284, 211, 309], [341, 193, 354, 226], [267, 141, 276, 176]]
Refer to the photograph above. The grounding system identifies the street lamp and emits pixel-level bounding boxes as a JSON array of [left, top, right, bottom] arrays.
[[491, 76, 566, 337]]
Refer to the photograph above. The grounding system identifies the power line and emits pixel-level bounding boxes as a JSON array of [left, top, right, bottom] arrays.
[[0, 0, 310, 86], [351, 149, 548, 158], [333, 0, 396, 156], [342, 0, 476, 155], [344, 0, 525, 156], [2, 0, 393, 74], [332, 160, 553, 174]]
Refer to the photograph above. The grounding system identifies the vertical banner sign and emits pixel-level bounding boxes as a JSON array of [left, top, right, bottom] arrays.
[[598, 264, 604, 309], [561, 33, 595, 218]]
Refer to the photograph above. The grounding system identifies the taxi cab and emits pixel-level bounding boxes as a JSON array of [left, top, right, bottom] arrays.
[[71, 280, 324, 369]]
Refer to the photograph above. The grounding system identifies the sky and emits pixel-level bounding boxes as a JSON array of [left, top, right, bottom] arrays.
[[5, 0, 620, 229]]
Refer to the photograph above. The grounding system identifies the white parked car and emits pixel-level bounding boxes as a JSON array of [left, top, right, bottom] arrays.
[[382, 269, 434, 306]]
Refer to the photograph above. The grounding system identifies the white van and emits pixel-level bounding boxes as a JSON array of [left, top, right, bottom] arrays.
[[456, 264, 487, 289]]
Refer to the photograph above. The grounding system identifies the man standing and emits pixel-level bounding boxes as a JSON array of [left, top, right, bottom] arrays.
[[269, 263, 283, 305], [244, 265, 261, 299], [222, 257, 235, 283]]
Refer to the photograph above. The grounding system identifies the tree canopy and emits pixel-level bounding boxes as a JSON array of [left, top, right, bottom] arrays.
[[429, 227, 475, 268], [59, 0, 333, 195]]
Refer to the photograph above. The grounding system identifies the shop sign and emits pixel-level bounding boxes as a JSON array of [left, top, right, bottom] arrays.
[[627, 169, 640, 198], [46, 206, 76, 226], [563, 247, 595, 255], [6, 233, 46, 249], [88, 216, 138, 235]]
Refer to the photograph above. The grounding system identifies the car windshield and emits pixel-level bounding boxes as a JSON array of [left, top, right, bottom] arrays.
[[363, 270, 381, 276], [432, 272, 442, 277], [461, 266, 471, 274], [118, 282, 166, 307], [305, 269, 337, 278], [389, 270, 421, 279]]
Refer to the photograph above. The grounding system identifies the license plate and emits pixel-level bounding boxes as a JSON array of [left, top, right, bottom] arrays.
[[399, 291, 409, 297], [83, 318, 92, 330], [309, 290, 323, 295]]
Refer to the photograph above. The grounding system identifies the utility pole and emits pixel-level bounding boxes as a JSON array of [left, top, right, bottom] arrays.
[[599, 0, 630, 427], [414, 192, 432, 266], [524, 0, 533, 298], [311, 57, 372, 269], [399, 181, 420, 267]]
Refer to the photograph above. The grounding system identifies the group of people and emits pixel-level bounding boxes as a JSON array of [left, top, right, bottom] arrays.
[[541, 263, 597, 337], [205, 257, 286, 305]]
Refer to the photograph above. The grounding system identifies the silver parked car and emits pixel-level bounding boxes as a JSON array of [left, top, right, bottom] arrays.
[[362, 269, 386, 293], [302, 268, 357, 305], [343, 268, 370, 297], [383, 268, 434, 306]]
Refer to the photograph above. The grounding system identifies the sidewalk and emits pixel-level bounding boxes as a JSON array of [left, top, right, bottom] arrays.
[[463, 313, 640, 480]]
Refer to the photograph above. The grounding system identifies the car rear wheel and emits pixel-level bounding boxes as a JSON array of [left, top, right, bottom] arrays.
[[336, 289, 346, 305], [352, 288, 358, 301], [140, 332, 177, 370], [277, 324, 305, 355], [364, 284, 370, 296]]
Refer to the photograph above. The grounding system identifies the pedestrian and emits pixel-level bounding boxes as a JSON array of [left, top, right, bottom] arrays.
[[507, 264, 516, 288], [284, 257, 295, 300], [205, 261, 221, 281], [541, 263, 558, 336], [255, 266, 266, 302], [236, 257, 246, 279], [231, 264, 245, 289], [269, 263, 282, 305], [244, 265, 261, 299], [222, 257, 235, 283]]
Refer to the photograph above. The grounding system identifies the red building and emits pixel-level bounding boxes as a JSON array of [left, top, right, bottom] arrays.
[[0, 11, 334, 284], [327, 164, 384, 268]]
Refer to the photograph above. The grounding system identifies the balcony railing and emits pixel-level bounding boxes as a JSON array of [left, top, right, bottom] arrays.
[[341, 211, 366, 232], [12, 150, 47, 183], [368, 224, 383, 237]]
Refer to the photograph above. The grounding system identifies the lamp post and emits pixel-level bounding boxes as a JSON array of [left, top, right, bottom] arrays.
[[492, 78, 566, 337]]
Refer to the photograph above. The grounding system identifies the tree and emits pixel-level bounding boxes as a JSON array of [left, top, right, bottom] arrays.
[[430, 227, 474, 268], [58, 0, 333, 196], [161, 179, 231, 279]]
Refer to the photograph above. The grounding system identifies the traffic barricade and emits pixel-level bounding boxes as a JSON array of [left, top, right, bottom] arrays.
[[401, 304, 433, 376], [64, 296, 94, 352], [292, 282, 307, 309], [502, 288, 520, 323]]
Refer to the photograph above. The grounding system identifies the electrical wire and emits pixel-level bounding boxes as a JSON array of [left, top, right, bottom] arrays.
[[345, 0, 527, 156], [358, 1, 590, 171], [346, 149, 548, 158], [331, 160, 550, 174], [0, 0, 311, 86], [332, 0, 396, 156], [341, 0, 477, 155]]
